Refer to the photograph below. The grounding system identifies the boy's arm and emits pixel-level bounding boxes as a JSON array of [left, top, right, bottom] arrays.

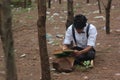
[[62, 44, 70, 50], [74, 46, 92, 56]]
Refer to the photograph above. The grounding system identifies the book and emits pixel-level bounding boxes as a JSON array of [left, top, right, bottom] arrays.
[[53, 49, 74, 58]]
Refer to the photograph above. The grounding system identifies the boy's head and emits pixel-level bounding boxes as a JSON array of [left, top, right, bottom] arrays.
[[73, 14, 87, 30]]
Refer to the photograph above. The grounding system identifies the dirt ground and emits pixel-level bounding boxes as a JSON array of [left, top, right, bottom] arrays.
[[0, 0, 120, 80]]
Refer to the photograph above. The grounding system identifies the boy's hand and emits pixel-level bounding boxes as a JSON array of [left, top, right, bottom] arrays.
[[73, 50, 82, 57], [62, 45, 68, 50]]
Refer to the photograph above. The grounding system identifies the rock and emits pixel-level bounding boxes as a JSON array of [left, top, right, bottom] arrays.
[[52, 41, 59, 46], [46, 33, 53, 41], [93, 10, 99, 14], [49, 57, 53, 60], [46, 11, 50, 15], [47, 40, 54, 44], [108, 45, 112, 47], [94, 16, 105, 21], [102, 26, 106, 30], [96, 43, 100, 46], [20, 54, 26, 58], [115, 29, 120, 33], [33, 56, 37, 60], [111, 6, 115, 9], [54, 26, 60, 30], [51, 68, 56, 71], [115, 73, 120, 76], [1, 56, 4, 58], [64, 11, 67, 13], [102, 67, 108, 70], [0, 71, 5, 74], [83, 76, 88, 80], [56, 34, 64, 38], [53, 13, 59, 16]]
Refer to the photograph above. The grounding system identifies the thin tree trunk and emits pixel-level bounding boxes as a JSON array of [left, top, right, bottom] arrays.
[[0, 0, 17, 80], [105, 9, 110, 34], [59, 0, 61, 4], [66, 0, 74, 29], [105, 0, 112, 34], [0, 2, 2, 35], [48, 0, 51, 8], [37, 0, 51, 80], [28, 0, 32, 4], [24, 0, 27, 8], [97, 0, 102, 14], [86, 0, 89, 3]]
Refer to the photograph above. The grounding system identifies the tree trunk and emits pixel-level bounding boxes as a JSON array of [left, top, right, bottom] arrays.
[[59, 0, 61, 4], [97, 0, 102, 14], [24, 0, 27, 8], [0, 2, 2, 35], [48, 0, 51, 8], [37, 0, 51, 80], [0, 0, 17, 80], [86, 0, 89, 3], [66, 0, 74, 29], [105, 9, 110, 34], [28, 0, 32, 4], [105, 0, 112, 34]]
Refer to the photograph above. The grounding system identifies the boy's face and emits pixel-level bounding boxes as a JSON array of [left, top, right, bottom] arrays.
[[76, 28, 84, 33]]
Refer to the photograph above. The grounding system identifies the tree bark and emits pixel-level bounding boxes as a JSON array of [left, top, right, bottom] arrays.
[[28, 0, 32, 4], [97, 0, 102, 14], [24, 0, 27, 8], [0, 2, 2, 35], [66, 0, 74, 29], [48, 0, 51, 8], [105, 0, 112, 34], [59, 0, 61, 4], [37, 0, 51, 80], [0, 0, 17, 80], [86, 0, 89, 3]]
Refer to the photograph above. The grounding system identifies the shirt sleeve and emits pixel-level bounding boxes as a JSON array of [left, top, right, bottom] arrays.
[[87, 24, 97, 47], [63, 25, 73, 45]]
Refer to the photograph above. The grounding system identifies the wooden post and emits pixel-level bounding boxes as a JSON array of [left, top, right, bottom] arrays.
[[37, 0, 51, 80], [0, 0, 17, 80]]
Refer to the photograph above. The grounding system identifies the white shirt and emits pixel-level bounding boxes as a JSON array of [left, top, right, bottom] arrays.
[[63, 23, 97, 48]]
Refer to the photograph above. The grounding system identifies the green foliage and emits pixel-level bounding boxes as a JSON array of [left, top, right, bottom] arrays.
[[11, 0, 32, 8], [75, 60, 92, 72], [83, 60, 91, 68], [11, 0, 24, 2]]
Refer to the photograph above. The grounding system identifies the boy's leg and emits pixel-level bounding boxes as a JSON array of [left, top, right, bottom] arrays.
[[73, 48, 96, 65], [86, 49, 96, 60], [71, 46, 85, 65], [86, 49, 95, 67], [71, 47, 96, 65], [74, 53, 87, 65]]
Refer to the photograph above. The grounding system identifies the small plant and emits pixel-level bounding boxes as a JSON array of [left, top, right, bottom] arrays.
[[75, 60, 92, 72], [83, 60, 91, 68]]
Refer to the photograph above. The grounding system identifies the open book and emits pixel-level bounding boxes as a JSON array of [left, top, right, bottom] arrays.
[[53, 49, 74, 58]]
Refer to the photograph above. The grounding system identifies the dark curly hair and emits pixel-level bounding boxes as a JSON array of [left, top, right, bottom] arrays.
[[73, 14, 87, 29]]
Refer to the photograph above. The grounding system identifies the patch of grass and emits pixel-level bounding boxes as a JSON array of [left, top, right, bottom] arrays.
[[74, 60, 92, 72]]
